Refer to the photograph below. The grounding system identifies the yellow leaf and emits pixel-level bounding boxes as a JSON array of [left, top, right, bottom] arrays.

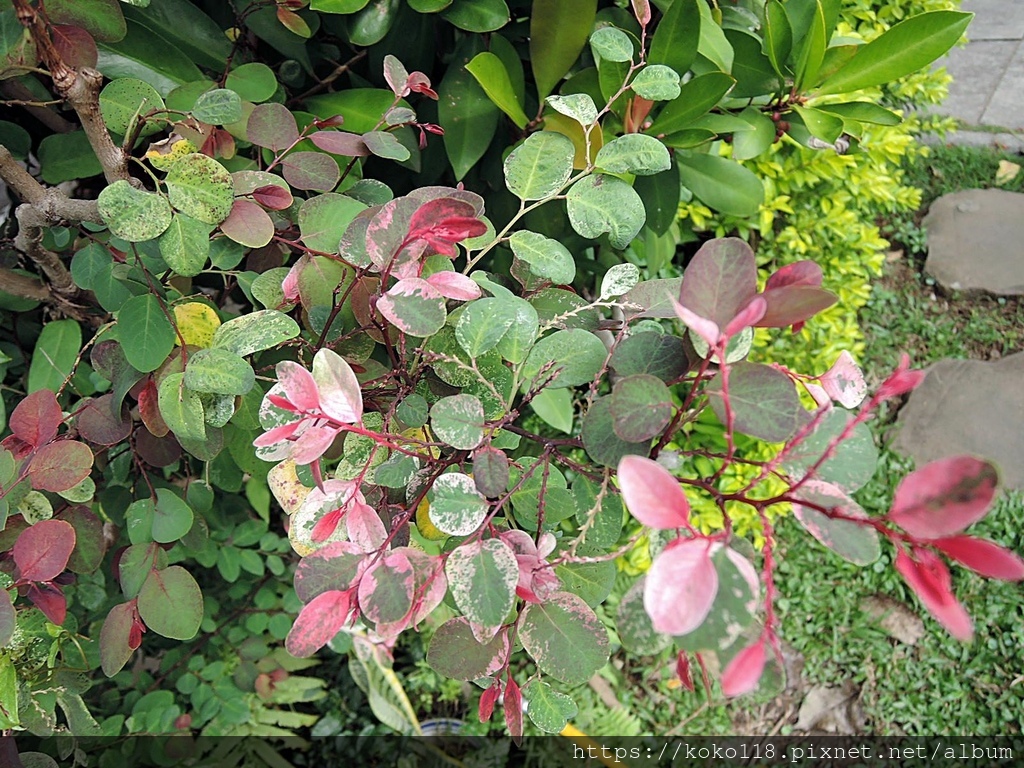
[[415, 497, 447, 542], [268, 460, 310, 516], [996, 160, 1020, 186], [173, 302, 221, 348], [542, 113, 604, 170]]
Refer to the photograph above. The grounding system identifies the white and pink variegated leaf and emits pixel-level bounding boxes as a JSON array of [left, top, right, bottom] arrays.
[[289, 424, 339, 465], [720, 638, 767, 697], [383, 54, 410, 97], [425, 270, 483, 301], [346, 499, 387, 552], [275, 360, 320, 413], [376, 277, 448, 338], [820, 351, 867, 409], [285, 589, 351, 657], [357, 551, 415, 628], [643, 537, 717, 635], [722, 295, 767, 338], [672, 298, 720, 349], [804, 382, 832, 410], [617, 455, 690, 530], [312, 348, 363, 424], [894, 546, 973, 642], [253, 419, 305, 463], [259, 383, 300, 430]]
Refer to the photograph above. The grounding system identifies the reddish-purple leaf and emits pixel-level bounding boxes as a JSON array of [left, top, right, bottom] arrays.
[[888, 456, 998, 539], [765, 260, 823, 291], [383, 54, 410, 97], [678, 238, 759, 331], [286, 590, 351, 657], [676, 651, 695, 692], [59, 505, 107, 574], [479, 679, 501, 722], [27, 582, 67, 625], [756, 285, 837, 329], [10, 389, 63, 448], [280, 151, 340, 192], [819, 350, 867, 408], [357, 551, 415, 626], [28, 440, 93, 493], [617, 455, 690, 530], [720, 638, 766, 697], [346, 501, 387, 552], [221, 199, 275, 248], [407, 72, 437, 99], [504, 675, 523, 745], [877, 353, 926, 400], [294, 541, 366, 602], [631, 0, 652, 25], [894, 547, 973, 642], [314, 114, 345, 128], [51, 25, 98, 69], [407, 198, 487, 257], [309, 131, 371, 157], [100, 602, 137, 676], [14, 520, 77, 582], [276, 6, 312, 38], [77, 394, 132, 445], [251, 184, 294, 210], [425, 270, 483, 301], [136, 429, 181, 468], [138, 378, 169, 438], [247, 103, 299, 151], [644, 537, 717, 635], [723, 295, 767, 337], [931, 536, 1024, 581], [312, 348, 363, 424]]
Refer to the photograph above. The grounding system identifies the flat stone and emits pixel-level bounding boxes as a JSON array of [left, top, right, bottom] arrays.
[[961, 0, 1024, 41], [923, 189, 1024, 295], [982, 40, 1024, 128], [931, 41, 1017, 125], [894, 353, 1024, 491]]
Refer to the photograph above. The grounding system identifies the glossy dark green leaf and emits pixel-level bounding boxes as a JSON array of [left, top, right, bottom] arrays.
[[96, 19, 204, 96], [677, 151, 763, 217], [531, 0, 597, 101], [121, 0, 230, 70], [348, 0, 399, 45], [648, 0, 700, 75], [27, 320, 81, 394], [117, 294, 174, 373], [466, 52, 528, 129], [633, 158, 680, 235], [647, 72, 734, 136], [438, 38, 499, 180]]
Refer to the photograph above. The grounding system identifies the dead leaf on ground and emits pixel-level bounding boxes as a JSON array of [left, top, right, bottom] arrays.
[[996, 159, 1020, 185], [860, 594, 925, 646]]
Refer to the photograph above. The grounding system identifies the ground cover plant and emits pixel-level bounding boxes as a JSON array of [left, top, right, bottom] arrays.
[[0, 0, 1019, 762]]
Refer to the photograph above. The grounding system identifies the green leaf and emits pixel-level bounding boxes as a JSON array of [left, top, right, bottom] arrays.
[[440, 0, 509, 32], [508, 231, 576, 285], [815, 100, 900, 126], [184, 348, 256, 396], [430, 396, 486, 451], [427, 617, 506, 680], [609, 331, 689, 382], [522, 329, 607, 389], [793, 0, 827, 91], [504, 132, 575, 201], [553, 559, 615, 608], [466, 52, 528, 129], [817, 11, 972, 95], [707, 361, 810, 443], [529, 387, 574, 434], [495, 298, 540, 364], [696, 0, 734, 72], [595, 134, 671, 176], [590, 27, 634, 63], [631, 65, 680, 101], [192, 88, 242, 125], [47, 0, 126, 42], [362, 131, 410, 161], [96, 19, 204, 96], [782, 409, 878, 492], [633, 159, 680, 235], [609, 373, 672, 441], [546, 93, 598, 126], [445, 539, 518, 628], [99, 77, 164, 136], [117, 294, 174, 373], [581, 396, 647, 467], [793, 105, 844, 144], [677, 151, 764, 217], [524, 681, 578, 733], [137, 566, 203, 640], [727, 29, 780, 98], [121, 0, 231, 71], [158, 213, 212, 277], [456, 298, 517, 357], [97, 180, 173, 242], [566, 174, 646, 249], [429, 472, 488, 534], [647, 72, 734, 136], [519, 591, 609, 685], [348, 0, 400, 45], [100, 603, 135, 677], [306, 89, 408, 134], [648, 0, 700, 75], [763, 0, 792, 79], [157, 373, 206, 441], [531, 0, 598, 101], [165, 153, 234, 225], [791, 481, 881, 565], [311, 0, 371, 11], [600, 263, 639, 299], [211, 310, 300, 357], [37, 132, 102, 185], [438, 38, 499, 180], [298, 193, 367, 253], [27, 320, 81, 394], [152, 488, 194, 543], [225, 63, 277, 103], [731, 107, 776, 161]]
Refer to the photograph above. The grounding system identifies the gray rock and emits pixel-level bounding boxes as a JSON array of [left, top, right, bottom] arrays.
[[894, 353, 1024, 490], [923, 189, 1024, 295]]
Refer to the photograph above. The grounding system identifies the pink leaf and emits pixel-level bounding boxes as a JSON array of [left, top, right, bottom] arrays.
[[346, 501, 387, 552], [311, 508, 344, 544], [252, 419, 302, 448], [617, 455, 690, 529], [877, 353, 927, 400], [720, 638, 766, 697], [425, 270, 483, 301], [312, 348, 363, 424], [804, 382, 832, 410], [931, 536, 1024, 581], [678, 238, 759, 331], [289, 425, 339, 465], [14, 520, 77, 582], [247, 102, 299, 152], [220, 199, 274, 249], [27, 582, 67, 625], [251, 184, 294, 210], [643, 538, 717, 635], [407, 198, 487, 256], [383, 54, 410, 97], [285, 590, 351, 657], [10, 389, 63, 448], [888, 456, 999, 539], [504, 675, 523, 745], [28, 440, 93, 493], [894, 547, 973, 642], [765, 260, 823, 290], [631, 0, 652, 25], [479, 680, 501, 722], [672, 298, 721, 349], [723, 295, 767, 337], [275, 361, 320, 413], [309, 131, 371, 157], [819, 350, 867, 408], [407, 72, 437, 99], [281, 263, 300, 304], [676, 651, 694, 692]]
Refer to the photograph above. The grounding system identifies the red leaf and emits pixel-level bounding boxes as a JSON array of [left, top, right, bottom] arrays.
[[314, 114, 345, 129], [14, 520, 77, 582], [247, 102, 299, 152], [311, 508, 344, 544], [616, 455, 690, 529], [678, 238, 759, 331], [765, 260, 823, 291], [51, 25, 98, 69], [10, 389, 63, 448], [27, 582, 67, 625], [309, 130, 371, 157], [895, 547, 973, 641], [407, 198, 486, 256], [28, 440, 93, 492], [756, 285, 837, 329], [251, 184, 295, 210], [676, 651, 694, 692], [285, 589, 351, 657], [221, 198, 275, 248], [138, 378, 169, 438], [672, 299, 721, 349], [479, 679, 501, 722], [877, 353, 926, 400], [644, 538, 717, 635], [931, 536, 1024, 581], [406, 72, 437, 100], [77, 394, 133, 445], [720, 638, 766, 697], [504, 675, 523, 745], [888, 456, 998, 539]]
